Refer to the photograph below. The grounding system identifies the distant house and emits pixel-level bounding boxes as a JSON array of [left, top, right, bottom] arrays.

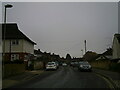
[[2, 23, 36, 62], [34, 49, 43, 59], [95, 48, 112, 61], [102, 48, 112, 60], [112, 34, 120, 59], [34, 49, 60, 62], [95, 54, 108, 61]]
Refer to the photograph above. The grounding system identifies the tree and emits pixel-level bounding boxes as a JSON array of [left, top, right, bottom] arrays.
[[83, 51, 98, 61], [66, 54, 72, 60]]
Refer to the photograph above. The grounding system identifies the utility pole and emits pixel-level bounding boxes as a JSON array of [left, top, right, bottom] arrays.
[[84, 40, 86, 54]]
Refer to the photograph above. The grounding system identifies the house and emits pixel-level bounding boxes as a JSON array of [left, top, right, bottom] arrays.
[[34, 49, 43, 59], [95, 48, 112, 61], [102, 48, 112, 60], [112, 34, 120, 63], [2, 23, 36, 62], [95, 54, 108, 61], [34, 49, 60, 61], [50, 53, 60, 61]]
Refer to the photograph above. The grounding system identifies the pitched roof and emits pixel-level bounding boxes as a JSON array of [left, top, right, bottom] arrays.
[[114, 34, 120, 43], [102, 48, 112, 56], [34, 49, 42, 54], [95, 54, 108, 60], [1, 23, 36, 45]]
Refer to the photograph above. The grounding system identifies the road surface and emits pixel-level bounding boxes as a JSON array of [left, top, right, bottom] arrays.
[[11, 66, 111, 88]]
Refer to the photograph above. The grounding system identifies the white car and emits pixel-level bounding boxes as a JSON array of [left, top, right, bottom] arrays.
[[46, 62, 57, 70], [62, 63, 67, 66]]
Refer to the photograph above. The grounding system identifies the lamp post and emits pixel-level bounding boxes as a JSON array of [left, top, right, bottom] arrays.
[[3, 4, 13, 77], [3, 4, 13, 59]]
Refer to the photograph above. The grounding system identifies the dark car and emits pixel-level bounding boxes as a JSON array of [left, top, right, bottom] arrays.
[[70, 61, 79, 67], [78, 61, 92, 72]]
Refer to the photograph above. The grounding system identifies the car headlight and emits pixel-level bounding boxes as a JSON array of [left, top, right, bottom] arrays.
[[89, 65, 91, 68], [80, 65, 83, 67]]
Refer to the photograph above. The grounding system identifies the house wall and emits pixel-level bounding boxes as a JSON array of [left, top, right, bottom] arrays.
[[3, 39, 34, 54], [23, 40, 34, 54], [4, 39, 23, 53], [113, 37, 120, 59], [4, 52, 28, 61], [3, 39, 34, 61]]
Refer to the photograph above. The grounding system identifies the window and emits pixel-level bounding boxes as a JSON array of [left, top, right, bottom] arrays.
[[11, 40, 19, 45], [11, 54, 19, 61]]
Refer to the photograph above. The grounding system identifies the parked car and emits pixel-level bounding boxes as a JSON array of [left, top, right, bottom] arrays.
[[46, 62, 57, 70], [78, 61, 92, 72], [70, 62, 74, 66], [62, 63, 67, 66]]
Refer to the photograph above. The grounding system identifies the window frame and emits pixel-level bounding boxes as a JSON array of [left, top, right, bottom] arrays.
[[11, 40, 19, 45], [11, 54, 19, 61]]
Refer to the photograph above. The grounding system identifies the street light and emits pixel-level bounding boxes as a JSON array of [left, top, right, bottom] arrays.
[[3, 4, 13, 57], [4, 4, 13, 23], [3, 4, 13, 77]]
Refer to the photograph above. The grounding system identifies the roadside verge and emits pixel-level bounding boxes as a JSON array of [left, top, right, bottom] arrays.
[[93, 68, 120, 89]]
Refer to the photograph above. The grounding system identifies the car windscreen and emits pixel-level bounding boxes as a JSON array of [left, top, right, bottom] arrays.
[[47, 62, 55, 65], [79, 62, 90, 65]]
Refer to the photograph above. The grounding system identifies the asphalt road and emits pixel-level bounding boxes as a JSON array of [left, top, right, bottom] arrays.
[[11, 66, 111, 88]]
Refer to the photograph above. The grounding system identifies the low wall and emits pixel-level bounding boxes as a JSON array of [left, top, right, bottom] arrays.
[[3, 64, 25, 78], [90, 61, 110, 70], [90, 61, 120, 72]]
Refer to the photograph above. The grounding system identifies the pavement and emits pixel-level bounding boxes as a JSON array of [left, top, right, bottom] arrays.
[[93, 68, 120, 89], [2, 70, 44, 89]]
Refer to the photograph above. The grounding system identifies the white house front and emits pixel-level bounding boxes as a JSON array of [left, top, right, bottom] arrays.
[[2, 23, 36, 61]]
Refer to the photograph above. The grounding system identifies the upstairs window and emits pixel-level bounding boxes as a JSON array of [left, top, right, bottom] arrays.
[[11, 40, 19, 45]]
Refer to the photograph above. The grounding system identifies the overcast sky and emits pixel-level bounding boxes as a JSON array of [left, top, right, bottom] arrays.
[[2, 2, 118, 58]]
